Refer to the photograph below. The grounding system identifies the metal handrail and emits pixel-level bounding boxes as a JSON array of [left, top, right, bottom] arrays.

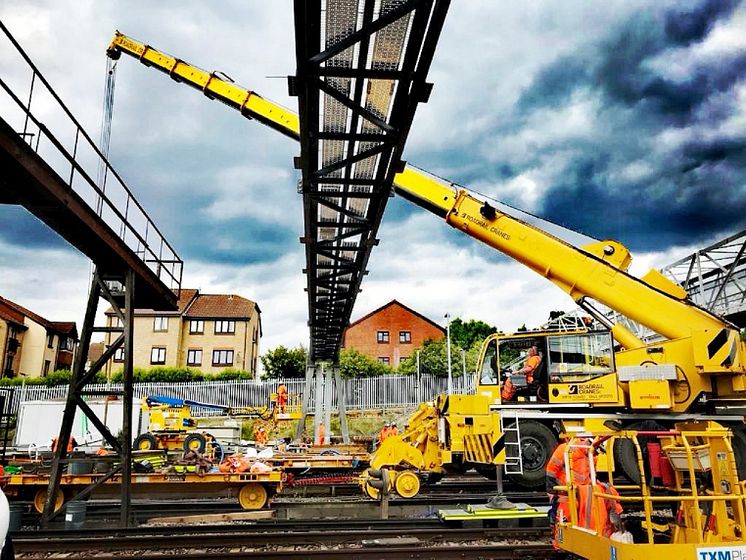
[[0, 21, 183, 291]]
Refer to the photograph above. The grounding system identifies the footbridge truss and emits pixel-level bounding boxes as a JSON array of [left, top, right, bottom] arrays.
[[292, 0, 450, 361], [0, 22, 183, 526], [590, 230, 746, 342], [662, 230, 746, 328]]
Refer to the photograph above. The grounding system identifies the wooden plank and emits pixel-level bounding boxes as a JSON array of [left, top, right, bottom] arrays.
[[146, 510, 275, 525]]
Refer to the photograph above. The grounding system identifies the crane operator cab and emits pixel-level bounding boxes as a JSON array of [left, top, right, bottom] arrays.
[[477, 330, 622, 407]]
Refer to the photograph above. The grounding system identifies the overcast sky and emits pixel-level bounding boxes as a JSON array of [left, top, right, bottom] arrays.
[[1, 1, 745, 355]]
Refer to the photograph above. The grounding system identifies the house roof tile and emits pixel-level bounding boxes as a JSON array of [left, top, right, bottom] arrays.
[[104, 289, 258, 321], [185, 294, 257, 319], [0, 300, 25, 326], [346, 299, 445, 333], [0, 296, 77, 338]]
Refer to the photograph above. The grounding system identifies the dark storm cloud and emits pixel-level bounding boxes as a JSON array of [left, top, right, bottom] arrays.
[[518, 55, 590, 112], [664, 0, 740, 44], [498, 0, 746, 251], [177, 217, 297, 265], [680, 136, 746, 173], [520, 1, 743, 123], [541, 151, 745, 250], [0, 207, 70, 249]]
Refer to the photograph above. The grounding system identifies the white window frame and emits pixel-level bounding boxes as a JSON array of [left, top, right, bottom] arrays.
[[215, 320, 236, 334], [150, 347, 166, 365], [153, 316, 169, 332], [212, 349, 234, 366], [187, 349, 202, 366], [189, 320, 204, 334]]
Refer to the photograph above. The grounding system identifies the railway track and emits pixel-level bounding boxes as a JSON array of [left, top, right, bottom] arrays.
[[18, 490, 547, 527], [14, 521, 554, 559]]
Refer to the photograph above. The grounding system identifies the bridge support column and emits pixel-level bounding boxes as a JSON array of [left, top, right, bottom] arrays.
[[295, 363, 316, 441], [42, 267, 135, 527], [334, 366, 349, 444], [295, 362, 349, 444]]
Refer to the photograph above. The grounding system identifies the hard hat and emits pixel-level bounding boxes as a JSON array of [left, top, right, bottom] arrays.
[[392, 422, 397, 427], [385, 422, 390, 427]]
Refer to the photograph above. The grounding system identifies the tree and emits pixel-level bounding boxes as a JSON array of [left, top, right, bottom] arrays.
[[399, 338, 448, 376], [449, 317, 498, 350], [261, 346, 307, 379], [399, 334, 486, 378], [339, 348, 392, 378]]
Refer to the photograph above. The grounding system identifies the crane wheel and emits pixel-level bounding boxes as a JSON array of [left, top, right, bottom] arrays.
[[134, 433, 158, 451], [504, 420, 557, 488], [33, 488, 64, 514], [361, 468, 392, 499], [731, 429, 746, 480], [362, 472, 380, 500], [613, 421, 663, 485], [184, 433, 207, 453], [238, 483, 268, 510], [394, 470, 421, 498]]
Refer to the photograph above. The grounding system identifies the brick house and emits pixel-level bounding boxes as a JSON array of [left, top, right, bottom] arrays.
[[342, 300, 445, 367], [104, 289, 262, 378], [0, 296, 79, 378]]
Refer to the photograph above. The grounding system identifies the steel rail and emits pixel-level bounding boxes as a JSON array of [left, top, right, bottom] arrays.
[[13, 545, 555, 560], [14, 525, 551, 555], [16, 491, 548, 525]]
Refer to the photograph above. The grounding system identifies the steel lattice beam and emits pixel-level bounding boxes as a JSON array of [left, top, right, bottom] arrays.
[[293, 0, 450, 361]]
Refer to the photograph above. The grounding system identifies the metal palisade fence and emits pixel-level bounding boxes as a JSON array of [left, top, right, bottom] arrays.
[[10, 374, 475, 416]]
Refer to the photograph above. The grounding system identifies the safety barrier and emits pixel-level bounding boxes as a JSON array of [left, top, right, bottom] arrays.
[[10, 374, 475, 416]]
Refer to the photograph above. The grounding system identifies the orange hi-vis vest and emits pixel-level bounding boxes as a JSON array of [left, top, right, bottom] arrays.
[[546, 441, 592, 490], [524, 354, 541, 384], [578, 481, 623, 537]]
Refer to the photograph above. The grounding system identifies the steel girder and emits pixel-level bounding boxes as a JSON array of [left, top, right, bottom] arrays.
[[662, 230, 746, 327], [292, 0, 449, 361]]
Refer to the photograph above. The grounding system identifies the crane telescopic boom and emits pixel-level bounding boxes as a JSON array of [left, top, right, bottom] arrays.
[[107, 31, 745, 383]]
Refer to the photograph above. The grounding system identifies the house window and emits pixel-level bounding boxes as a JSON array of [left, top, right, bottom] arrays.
[[212, 349, 234, 366], [400, 356, 409, 363], [187, 349, 202, 366], [378, 356, 390, 365], [189, 320, 204, 334], [215, 320, 235, 334], [61, 337, 74, 351], [399, 331, 412, 344], [43, 360, 51, 376], [150, 347, 166, 365], [47, 333, 54, 348], [153, 316, 169, 332], [113, 348, 125, 362], [377, 330, 389, 343]]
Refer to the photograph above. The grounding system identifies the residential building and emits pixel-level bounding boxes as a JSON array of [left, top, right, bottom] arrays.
[[0, 296, 79, 378], [104, 289, 262, 377], [342, 300, 445, 367]]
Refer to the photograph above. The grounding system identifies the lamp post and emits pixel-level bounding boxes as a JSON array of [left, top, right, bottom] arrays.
[[445, 313, 452, 394]]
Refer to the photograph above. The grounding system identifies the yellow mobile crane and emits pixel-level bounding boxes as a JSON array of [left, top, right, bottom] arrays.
[[107, 32, 746, 488]]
